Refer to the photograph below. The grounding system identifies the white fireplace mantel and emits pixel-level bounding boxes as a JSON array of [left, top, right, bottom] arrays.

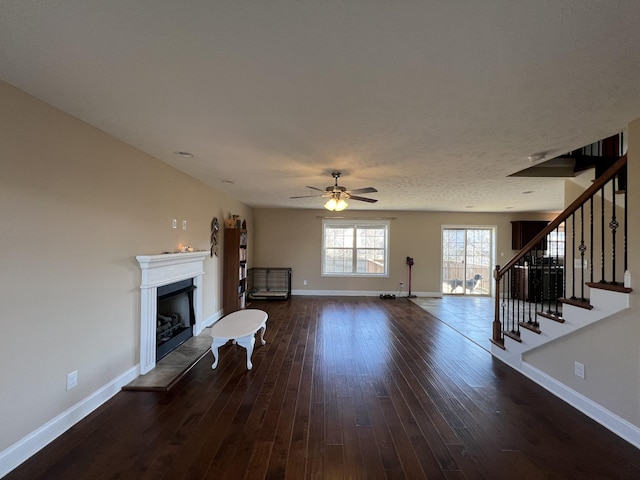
[[136, 251, 208, 374]]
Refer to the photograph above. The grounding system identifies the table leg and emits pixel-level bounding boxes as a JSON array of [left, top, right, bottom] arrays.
[[211, 337, 228, 369], [259, 322, 267, 345], [235, 334, 256, 370]]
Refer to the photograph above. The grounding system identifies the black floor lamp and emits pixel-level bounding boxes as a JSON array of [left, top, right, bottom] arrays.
[[406, 256, 416, 298]]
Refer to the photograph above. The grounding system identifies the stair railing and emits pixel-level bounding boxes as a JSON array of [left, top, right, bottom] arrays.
[[492, 154, 628, 348]]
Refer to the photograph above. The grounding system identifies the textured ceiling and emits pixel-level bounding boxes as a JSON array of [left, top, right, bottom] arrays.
[[2, 1, 639, 212]]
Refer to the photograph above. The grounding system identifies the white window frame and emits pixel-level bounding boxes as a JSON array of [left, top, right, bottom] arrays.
[[441, 225, 496, 297], [321, 219, 390, 277]]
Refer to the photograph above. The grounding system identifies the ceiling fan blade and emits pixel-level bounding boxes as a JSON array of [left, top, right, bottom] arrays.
[[306, 185, 326, 192], [348, 195, 378, 203], [347, 187, 377, 195], [290, 194, 325, 199]]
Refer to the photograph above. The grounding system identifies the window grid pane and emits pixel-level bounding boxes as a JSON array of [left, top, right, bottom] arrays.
[[324, 248, 354, 273]]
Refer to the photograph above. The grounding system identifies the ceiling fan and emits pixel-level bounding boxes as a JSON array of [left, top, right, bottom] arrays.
[[290, 171, 378, 211]]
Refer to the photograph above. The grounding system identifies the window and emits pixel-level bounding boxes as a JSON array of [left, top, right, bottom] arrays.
[[545, 222, 565, 258], [322, 219, 389, 276]]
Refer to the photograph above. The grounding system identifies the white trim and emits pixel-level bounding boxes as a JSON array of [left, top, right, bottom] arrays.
[[196, 311, 224, 334], [291, 289, 442, 297], [520, 362, 640, 449], [0, 366, 139, 478]]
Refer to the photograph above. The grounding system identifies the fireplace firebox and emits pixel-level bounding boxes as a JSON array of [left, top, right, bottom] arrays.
[[156, 278, 196, 360]]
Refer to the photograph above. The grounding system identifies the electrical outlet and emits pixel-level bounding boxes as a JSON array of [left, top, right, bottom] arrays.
[[182, 220, 187, 230], [67, 370, 78, 390], [574, 361, 585, 379], [303, 280, 308, 286]]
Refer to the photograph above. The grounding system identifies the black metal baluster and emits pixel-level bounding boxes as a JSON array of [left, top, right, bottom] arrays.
[[539, 253, 546, 314], [624, 181, 628, 274], [515, 265, 521, 334], [601, 185, 606, 282], [500, 274, 506, 341], [507, 273, 512, 335], [562, 221, 567, 307], [589, 197, 594, 284], [510, 269, 516, 335], [533, 255, 542, 317], [526, 260, 532, 323], [554, 226, 560, 314], [571, 213, 576, 299], [528, 259, 535, 326], [579, 205, 586, 301], [610, 178, 618, 283]]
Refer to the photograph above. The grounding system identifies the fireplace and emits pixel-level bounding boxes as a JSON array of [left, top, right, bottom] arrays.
[[136, 251, 208, 374]]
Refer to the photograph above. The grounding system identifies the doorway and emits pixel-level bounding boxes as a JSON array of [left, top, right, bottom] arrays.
[[442, 227, 494, 296]]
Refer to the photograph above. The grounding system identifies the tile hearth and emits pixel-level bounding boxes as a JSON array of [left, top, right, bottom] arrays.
[[123, 328, 212, 391]]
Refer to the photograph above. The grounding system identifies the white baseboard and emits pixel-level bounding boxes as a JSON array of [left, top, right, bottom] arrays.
[[291, 289, 442, 297], [195, 310, 223, 335], [0, 365, 139, 479], [520, 362, 640, 449]]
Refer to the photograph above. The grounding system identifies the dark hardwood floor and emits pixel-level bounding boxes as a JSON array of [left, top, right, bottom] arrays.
[[7, 297, 640, 479]]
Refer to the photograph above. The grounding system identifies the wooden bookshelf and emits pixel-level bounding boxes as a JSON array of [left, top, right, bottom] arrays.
[[223, 228, 247, 315]]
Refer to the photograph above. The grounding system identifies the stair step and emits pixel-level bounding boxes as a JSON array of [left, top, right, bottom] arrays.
[[504, 330, 522, 343], [537, 311, 565, 323], [559, 297, 593, 310], [586, 281, 633, 294], [489, 338, 505, 350], [519, 321, 541, 334]]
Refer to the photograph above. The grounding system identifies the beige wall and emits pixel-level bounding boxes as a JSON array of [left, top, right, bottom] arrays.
[[0, 81, 252, 451], [524, 119, 640, 426], [252, 209, 555, 295]]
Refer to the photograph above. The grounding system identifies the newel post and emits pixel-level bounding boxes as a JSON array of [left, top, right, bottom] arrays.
[[492, 265, 502, 343]]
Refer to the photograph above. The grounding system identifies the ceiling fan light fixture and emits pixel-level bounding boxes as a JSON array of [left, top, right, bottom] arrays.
[[335, 198, 348, 211], [324, 198, 337, 210], [324, 196, 348, 211]]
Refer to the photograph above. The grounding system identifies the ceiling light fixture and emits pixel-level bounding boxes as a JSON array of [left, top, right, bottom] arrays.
[[528, 152, 546, 163], [174, 151, 194, 158], [325, 195, 348, 211]]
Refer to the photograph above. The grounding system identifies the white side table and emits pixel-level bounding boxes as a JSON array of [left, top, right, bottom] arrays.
[[210, 309, 268, 370]]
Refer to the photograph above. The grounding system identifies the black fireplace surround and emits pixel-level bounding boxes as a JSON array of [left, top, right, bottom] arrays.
[[156, 278, 196, 360]]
